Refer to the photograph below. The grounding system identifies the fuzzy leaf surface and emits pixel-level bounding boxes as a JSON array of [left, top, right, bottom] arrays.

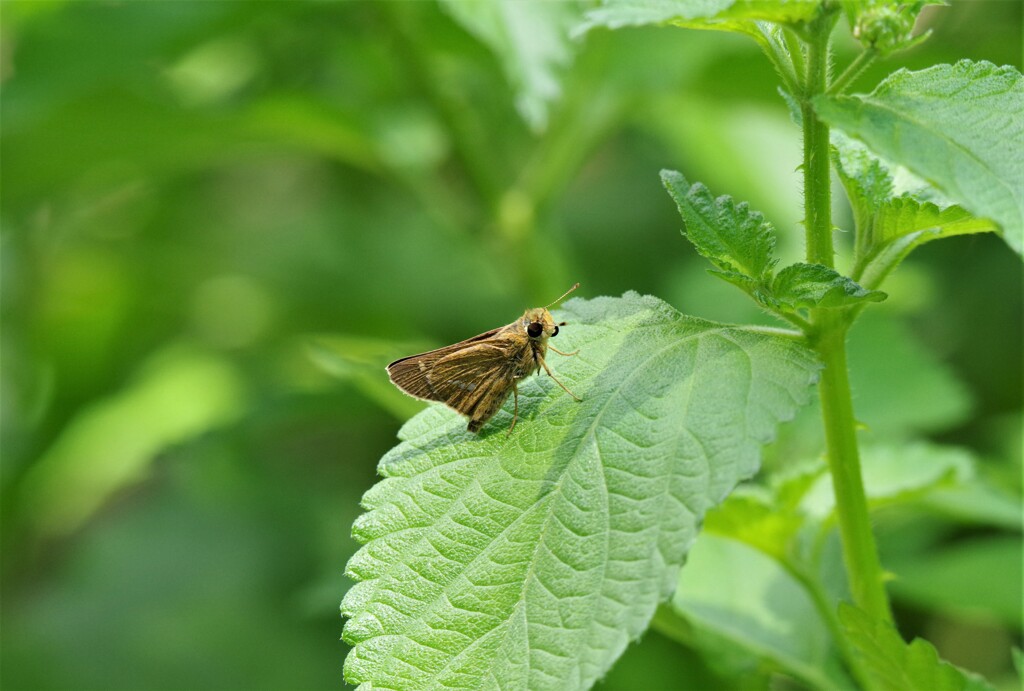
[[833, 132, 997, 287], [661, 169, 777, 285], [771, 263, 887, 310], [840, 604, 990, 691], [342, 293, 819, 690], [816, 61, 1024, 256]]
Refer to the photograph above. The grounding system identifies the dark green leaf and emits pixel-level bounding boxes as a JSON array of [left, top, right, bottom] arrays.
[[817, 61, 1024, 256], [661, 169, 777, 284], [887, 536, 1023, 629], [342, 293, 820, 690], [771, 263, 887, 310]]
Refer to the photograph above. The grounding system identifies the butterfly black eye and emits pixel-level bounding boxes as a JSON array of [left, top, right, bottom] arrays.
[[527, 322, 543, 338], [552, 326, 559, 337]]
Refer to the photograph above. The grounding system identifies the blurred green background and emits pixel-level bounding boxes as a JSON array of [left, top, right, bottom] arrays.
[[1, 2, 1020, 689]]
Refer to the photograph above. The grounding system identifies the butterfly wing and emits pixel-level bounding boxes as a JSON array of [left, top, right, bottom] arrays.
[[428, 342, 519, 421], [386, 327, 502, 401], [388, 328, 526, 431]]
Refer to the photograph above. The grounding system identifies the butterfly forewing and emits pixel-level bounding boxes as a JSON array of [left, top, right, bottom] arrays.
[[428, 342, 520, 417], [386, 327, 504, 401]]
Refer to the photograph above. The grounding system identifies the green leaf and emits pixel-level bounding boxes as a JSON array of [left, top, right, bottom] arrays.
[[887, 536, 1023, 629], [440, 0, 580, 131], [18, 345, 244, 537], [307, 335, 430, 420], [800, 442, 975, 519], [661, 169, 777, 287], [342, 293, 820, 690], [840, 603, 986, 691], [670, 534, 849, 690], [771, 262, 887, 310], [816, 61, 1024, 256], [704, 491, 805, 562], [576, 0, 821, 36], [832, 132, 997, 288]]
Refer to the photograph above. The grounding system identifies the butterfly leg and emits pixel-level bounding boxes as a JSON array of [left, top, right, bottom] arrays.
[[506, 381, 519, 436], [539, 356, 582, 401], [548, 345, 579, 357]]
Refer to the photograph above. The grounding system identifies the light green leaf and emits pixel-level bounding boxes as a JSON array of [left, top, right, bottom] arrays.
[[18, 345, 244, 537], [801, 442, 975, 519], [577, 0, 821, 36], [670, 534, 848, 690], [661, 169, 777, 286], [833, 132, 997, 288], [440, 0, 580, 131], [342, 293, 820, 690], [840, 604, 987, 691], [704, 491, 805, 562], [816, 61, 1024, 256], [771, 262, 887, 310]]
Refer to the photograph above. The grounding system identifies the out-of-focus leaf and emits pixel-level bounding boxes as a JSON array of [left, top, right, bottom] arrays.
[[800, 442, 975, 518], [845, 0, 930, 56], [342, 293, 820, 690], [887, 536, 1023, 629], [17, 345, 245, 535], [670, 534, 848, 690], [816, 61, 1024, 256], [846, 313, 972, 437], [577, 0, 821, 36], [703, 491, 804, 562], [307, 335, 429, 420], [440, 0, 581, 131], [920, 483, 1024, 531]]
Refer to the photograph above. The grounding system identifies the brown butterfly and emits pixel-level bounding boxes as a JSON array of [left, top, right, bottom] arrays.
[[387, 283, 582, 435]]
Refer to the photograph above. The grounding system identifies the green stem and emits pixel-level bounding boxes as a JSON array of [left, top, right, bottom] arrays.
[[814, 325, 892, 623], [827, 48, 878, 96], [801, 26, 834, 268], [801, 15, 894, 626]]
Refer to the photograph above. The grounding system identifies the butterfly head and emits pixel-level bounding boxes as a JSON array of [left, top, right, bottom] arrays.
[[522, 308, 563, 341]]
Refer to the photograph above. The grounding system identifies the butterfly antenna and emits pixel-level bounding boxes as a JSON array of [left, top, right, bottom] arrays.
[[545, 282, 580, 309]]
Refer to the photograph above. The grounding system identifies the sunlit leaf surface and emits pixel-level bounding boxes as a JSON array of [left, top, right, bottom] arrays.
[[342, 293, 819, 689], [817, 61, 1024, 256]]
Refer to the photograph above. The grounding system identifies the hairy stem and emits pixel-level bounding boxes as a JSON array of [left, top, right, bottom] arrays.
[[828, 48, 878, 96], [801, 15, 894, 625], [801, 25, 834, 267]]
